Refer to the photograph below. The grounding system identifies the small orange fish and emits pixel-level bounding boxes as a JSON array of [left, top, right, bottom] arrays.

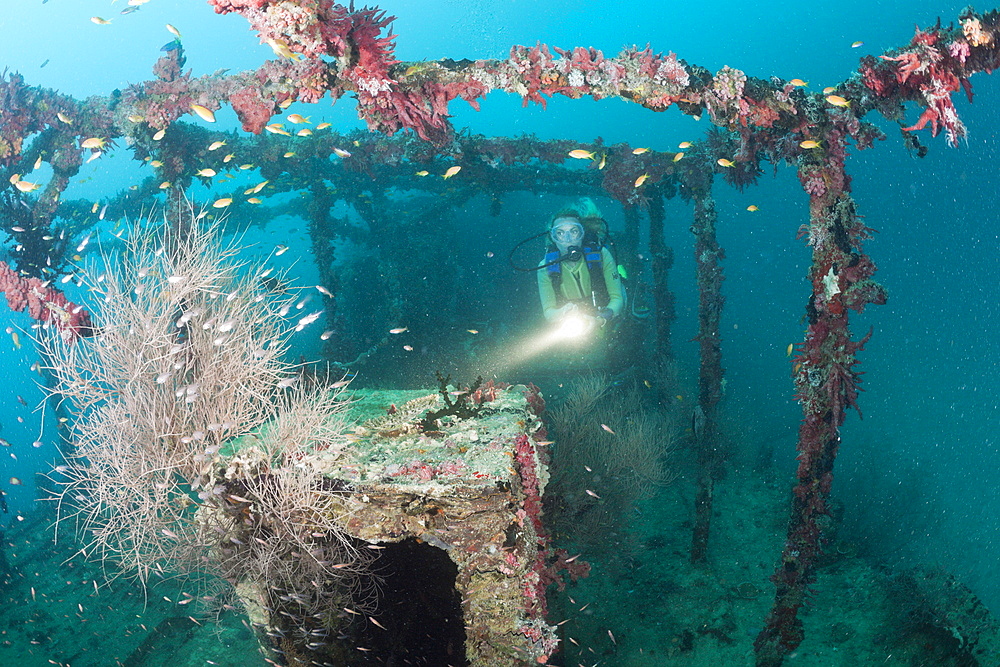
[[415, 170, 429, 177], [442, 165, 462, 179], [568, 149, 595, 160], [152, 129, 166, 141], [717, 158, 735, 168], [81, 137, 106, 149], [634, 173, 650, 187], [246, 197, 262, 204], [13, 180, 40, 193], [673, 152, 685, 162], [799, 140, 821, 149], [826, 94, 850, 107], [333, 147, 352, 158], [822, 86, 837, 95], [266, 37, 296, 60], [212, 197, 232, 208], [632, 147, 649, 155], [208, 141, 226, 151], [789, 78, 808, 87], [467, 329, 479, 334], [678, 141, 693, 149], [315, 122, 332, 130], [91, 17, 112, 25], [196, 168, 217, 177], [786, 343, 794, 357], [747, 205, 759, 212], [287, 114, 311, 124], [190, 103, 216, 123]]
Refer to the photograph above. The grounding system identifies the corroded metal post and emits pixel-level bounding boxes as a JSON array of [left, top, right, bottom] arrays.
[[689, 191, 725, 565], [646, 188, 675, 377], [754, 136, 886, 666]]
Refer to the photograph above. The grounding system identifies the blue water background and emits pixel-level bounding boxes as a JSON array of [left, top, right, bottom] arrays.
[[0, 0, 997, 615]]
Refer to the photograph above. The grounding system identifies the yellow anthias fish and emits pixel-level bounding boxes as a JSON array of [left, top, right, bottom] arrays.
[[150, 160, 163, 168], [315, 122, 332, 130], [283, 152, 295, 158], [223, 153, 235, 163], [597, 154, 607, 169], [251, 180, 269, 194], [246, 197, 262, 204], [673, 152, 685, 162], [851, 41, 864, 48], [11, 330, 21, 349], [822, 86, 837, 95], [166, 24, 182, 39], [56, 112, 72, 125], [265, 123, 289, 135], [717, 158, 735, 167], [196, 168, 217, 177], [568, 149, 595, 160], [13, 180, 41, 193], [442, 165, 462, 179], [789, 78, 808, 87], [747, 205, 760, 212], [208, 141, 226, 151], [287, 114, 311, 124], [333, 147, 352, 158], [33, 155, 42, 170], [799, 140, 821, 149], [190, 104, 216, 123], [152, 129, 166, 141], [238, 164, 254, 170], [127, 114, 145, 123], [159, 181, 171, 189], [415, 170, 429, 176], [825, 95, 850, 108], [81, 137, 106, 149], [278, 98, 293, 109], [678, 141, 693, 149], [296, 128, 313, 137], [634, 173, 650, 187], [266, 38, 296, 60], [91, 17, 112, 25], [91, 202, 99, 213], [632, 147, 649, 155], [212, 197, 232, 208], [786, 343, 795, 357]]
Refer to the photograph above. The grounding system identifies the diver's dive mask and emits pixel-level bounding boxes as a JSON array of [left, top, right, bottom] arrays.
[[550, 219, 585, 257]]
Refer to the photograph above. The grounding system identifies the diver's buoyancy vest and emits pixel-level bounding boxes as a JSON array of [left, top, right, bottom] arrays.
[[545, 244, 609, 308]]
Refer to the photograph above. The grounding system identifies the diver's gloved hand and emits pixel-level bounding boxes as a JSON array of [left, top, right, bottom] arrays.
[[597, 307, 613, 323]]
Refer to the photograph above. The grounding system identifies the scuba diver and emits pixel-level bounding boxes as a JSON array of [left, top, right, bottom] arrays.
[[537, 198, 624, 330]]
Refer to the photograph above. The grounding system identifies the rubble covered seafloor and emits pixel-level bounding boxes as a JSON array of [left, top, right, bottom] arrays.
[[227, 384, 559, 666]]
